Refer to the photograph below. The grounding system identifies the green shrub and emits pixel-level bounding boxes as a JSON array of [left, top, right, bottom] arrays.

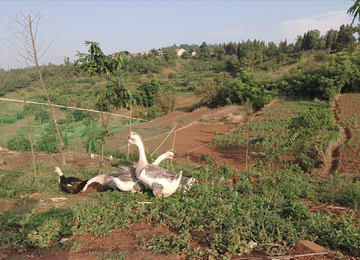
[[7, 135, 31, 151], [314, 50, 330, 61], [288, 106, 341, 162], [147, 105, 163, 118]]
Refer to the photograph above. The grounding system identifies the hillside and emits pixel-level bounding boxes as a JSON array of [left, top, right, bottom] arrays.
[[1, 40, 360, 259]]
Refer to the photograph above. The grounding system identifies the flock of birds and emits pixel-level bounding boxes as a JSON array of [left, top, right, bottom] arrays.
[[54, 131, 196, 198]]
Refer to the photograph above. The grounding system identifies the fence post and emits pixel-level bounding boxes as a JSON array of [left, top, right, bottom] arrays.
[[126, 106, 132, 161], [0, 118, 3, 147], [171, 124, 177, 164]]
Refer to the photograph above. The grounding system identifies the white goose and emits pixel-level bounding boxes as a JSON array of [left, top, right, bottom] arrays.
[[81, 149, 180, 193], [124, 131, 183, 198]]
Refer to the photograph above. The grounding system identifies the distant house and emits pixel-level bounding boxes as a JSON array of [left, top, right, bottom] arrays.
[[189, 50, 199, 57], [176, 49, 187, 57], [130, 48, 195, 58], [130, 51, 150, 56]]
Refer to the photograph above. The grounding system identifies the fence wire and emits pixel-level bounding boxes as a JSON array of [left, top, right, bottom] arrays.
[[0, 97, 173, 160]]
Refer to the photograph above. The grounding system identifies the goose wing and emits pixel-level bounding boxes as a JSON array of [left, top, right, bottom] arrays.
[[142, 165, 179, 181], [117, 169, 138, 182], [105, 171, 126, 178], [111, 165, 130, 172]]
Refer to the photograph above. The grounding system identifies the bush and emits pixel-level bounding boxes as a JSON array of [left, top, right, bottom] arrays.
[[131, 105, 148, 118], [156, 90, 176, 114], [314, 50, 330, 61], [7, 135, 31, 151], [288, 106, 341, 162], [147, 105, 163, 118], [194, 79, 219, 104]]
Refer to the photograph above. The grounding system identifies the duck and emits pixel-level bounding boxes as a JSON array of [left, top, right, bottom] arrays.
[[123, 131, 183, 198], [54, 167, 88, 194], [81, 149, 180, 193]]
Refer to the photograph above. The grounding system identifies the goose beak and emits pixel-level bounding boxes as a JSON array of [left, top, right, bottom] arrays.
[[123, 133, 130, 140], [173, 150, 181, 158]]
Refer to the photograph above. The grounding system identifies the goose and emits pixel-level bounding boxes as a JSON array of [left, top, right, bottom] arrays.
[[124, 131, 183, 198], [81, 170, 139, 193], [113, 149, 180, 172], [112, 163, 136, 172], [109, 170, 142, 193], [54, 167, 88, 194], [81, 149, 180, 193]]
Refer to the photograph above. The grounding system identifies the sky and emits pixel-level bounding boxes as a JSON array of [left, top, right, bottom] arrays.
[[0, 0, 355, 70]]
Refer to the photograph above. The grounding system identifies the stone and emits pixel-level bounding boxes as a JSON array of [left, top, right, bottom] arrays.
[[294, 240, 328, 253]]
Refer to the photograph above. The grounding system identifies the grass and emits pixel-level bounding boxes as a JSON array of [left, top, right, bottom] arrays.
[[1, 99, 360, 258], [0, 161, 360, 257]]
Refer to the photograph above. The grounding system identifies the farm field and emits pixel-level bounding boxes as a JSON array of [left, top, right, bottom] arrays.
[[1, 94, 360, 260], [335, 94, 360, 177]]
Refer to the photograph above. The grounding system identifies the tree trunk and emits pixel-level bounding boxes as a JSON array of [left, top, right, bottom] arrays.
[[23, 95, 37, 176], [28, 15, 66, 165]]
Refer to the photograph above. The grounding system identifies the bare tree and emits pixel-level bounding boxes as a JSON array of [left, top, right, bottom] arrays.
[[23, 94, 37, 176], [2, 12, 66, 165]]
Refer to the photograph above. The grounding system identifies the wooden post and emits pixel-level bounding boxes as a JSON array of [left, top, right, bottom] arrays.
[[126, 106, 132, 161], [88, 120, 92, 154], [0, 118, 3, 147], [171, 124, 177, 164]]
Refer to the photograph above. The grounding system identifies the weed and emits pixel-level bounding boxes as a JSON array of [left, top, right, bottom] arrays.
[[137, 231, 190, 257], [88, 248, 129, 260]]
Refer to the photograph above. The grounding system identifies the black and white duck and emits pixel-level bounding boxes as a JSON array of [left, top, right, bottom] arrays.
[[124, 131, 183, 198], [54, 167, 88, 194]]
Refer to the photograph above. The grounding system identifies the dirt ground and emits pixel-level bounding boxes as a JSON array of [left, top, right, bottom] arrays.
[[0, 96, 358, 260]]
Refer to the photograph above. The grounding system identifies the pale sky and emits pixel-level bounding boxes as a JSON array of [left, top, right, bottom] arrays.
[[0, 1, 354, 70]]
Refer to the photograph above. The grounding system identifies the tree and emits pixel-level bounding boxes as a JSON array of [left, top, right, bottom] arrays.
[[225, 55, 241, 76], [336, 24, 356, 50], [163, 49, 177, 64], [75, 41, 129, 168], [214, 46, 226, 60], [302, 30, 321, 50], [294, 35, 303, 52], [267, 42, 278, 59], [135, 80, 160, 107], [3, 12, 66, 165], [276, 51, 287, 64], [194, 78, 219, 104], [156, 90, 176, 114], [278, 39, 288, 54], [181, 51, 190, 59], [348, 0, 360, 26], [325, 29, 338, 50], [150, 48, 159, 56]]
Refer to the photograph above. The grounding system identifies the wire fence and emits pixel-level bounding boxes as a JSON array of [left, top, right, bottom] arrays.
[[277, 91, 322, 101], [0, 96, 173, 160]]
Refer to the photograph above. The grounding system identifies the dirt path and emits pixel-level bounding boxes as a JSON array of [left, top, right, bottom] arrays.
[[314, 95, 352, 179]]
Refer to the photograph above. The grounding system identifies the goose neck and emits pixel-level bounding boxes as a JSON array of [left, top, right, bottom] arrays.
[[152, 152, 169, 166], [136, 139, 148, 168]]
